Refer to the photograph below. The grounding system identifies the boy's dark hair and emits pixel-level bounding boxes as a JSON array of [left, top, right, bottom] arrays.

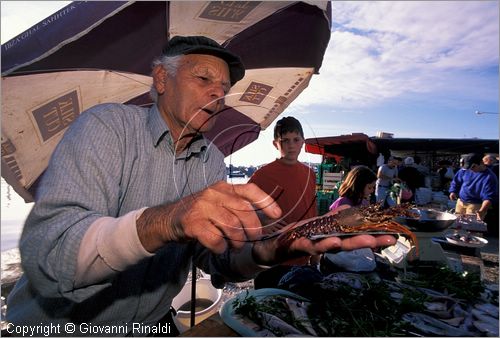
[[273, 116, 304, 139]]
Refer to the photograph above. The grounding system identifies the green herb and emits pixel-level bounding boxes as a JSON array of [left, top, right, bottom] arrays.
[[305, 283, 423, 336], [232, 267, 478, 337], [400, 265, 484, 302]]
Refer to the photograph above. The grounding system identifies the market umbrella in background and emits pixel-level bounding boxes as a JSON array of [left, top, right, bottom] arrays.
[[1, 1, 332, 202], [305, 133, 379, 163]]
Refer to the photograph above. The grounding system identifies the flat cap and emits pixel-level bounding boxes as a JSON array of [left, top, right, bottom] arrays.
[[162, 35, 245, 86]]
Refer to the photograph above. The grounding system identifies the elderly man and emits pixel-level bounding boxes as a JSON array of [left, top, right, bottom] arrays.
[[6, 36, 395, 336], [450, 153, 498, 220], [482, 154, 499, 235], [483, 153, 499, 178]]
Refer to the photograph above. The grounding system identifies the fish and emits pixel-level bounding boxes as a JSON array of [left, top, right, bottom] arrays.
[[257, 311, 313, 336], [452, 303, 469, 318], [441, 317, 464, 327], [424, 301, 447, 312], [423, 300, 458, 319], [474, 303, 499, 318], [472, 309, 498, 325], [402, 312, 474, 336], [473, 320, 499, 337], [285, 298, 317, 336], [459, 309, 476, 334], [389, 291, 404, 302]]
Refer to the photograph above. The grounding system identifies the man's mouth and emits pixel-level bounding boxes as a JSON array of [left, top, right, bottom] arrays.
[[201, 108, 215, 115]]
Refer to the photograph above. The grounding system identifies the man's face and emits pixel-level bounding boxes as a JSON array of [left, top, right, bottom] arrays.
[[155, 54, 231, 136], [273, 131, 304, 162]]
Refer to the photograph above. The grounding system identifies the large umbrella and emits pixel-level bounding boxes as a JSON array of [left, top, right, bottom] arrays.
[[1, 1, 331, 202]]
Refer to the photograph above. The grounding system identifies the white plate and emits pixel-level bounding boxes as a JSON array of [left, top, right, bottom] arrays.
[[219, 288, 309, 337], [444, 232, 488, 248]]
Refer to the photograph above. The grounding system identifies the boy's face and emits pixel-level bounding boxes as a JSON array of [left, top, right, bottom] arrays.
[[273, 131, 304, 162]]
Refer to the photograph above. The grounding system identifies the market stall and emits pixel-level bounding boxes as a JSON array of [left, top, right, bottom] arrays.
[[178, 206, 498, 337], [305, 133, 498, 168], [306, 134, 499, 228], [182, 252, 498, 337]]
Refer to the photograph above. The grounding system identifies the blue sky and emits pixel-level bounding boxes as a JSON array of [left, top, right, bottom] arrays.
[[2, 1, 499, 167], [233, 0, 499, 166]]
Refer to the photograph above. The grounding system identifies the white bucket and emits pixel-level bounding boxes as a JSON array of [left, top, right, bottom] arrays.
[[171, 278, 222, 333]]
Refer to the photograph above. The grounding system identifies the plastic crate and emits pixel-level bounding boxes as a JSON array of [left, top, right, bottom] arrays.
[[316, 171, 322, 185], [317, 199, 330, 215], [316, 190, 335, 215], [320, 163, 333, 173]]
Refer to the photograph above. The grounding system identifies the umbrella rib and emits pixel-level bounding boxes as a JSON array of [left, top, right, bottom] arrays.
[[7, 68, 153, 87]]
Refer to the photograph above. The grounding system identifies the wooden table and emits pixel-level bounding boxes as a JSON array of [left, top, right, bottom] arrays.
[[180, 312, 238, 337]]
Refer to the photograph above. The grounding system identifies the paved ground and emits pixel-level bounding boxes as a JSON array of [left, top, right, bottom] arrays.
[[480, 235, 499, 285]]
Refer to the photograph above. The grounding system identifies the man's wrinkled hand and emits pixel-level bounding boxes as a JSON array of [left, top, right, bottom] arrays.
[[137, 181, 282, 254]]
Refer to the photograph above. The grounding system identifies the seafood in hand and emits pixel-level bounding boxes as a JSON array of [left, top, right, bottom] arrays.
[[276, 203, 418, 253]]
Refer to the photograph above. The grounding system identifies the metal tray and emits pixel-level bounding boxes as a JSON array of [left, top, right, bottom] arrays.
[[395, 208, 456, 231]]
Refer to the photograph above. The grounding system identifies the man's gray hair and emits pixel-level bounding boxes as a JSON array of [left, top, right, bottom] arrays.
[[149, 55, 184, 102]]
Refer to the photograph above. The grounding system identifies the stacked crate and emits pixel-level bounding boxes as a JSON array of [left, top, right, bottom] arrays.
[[322, 172, 343, 190], [316, 190, 334, 215], [315, 163, 343, 215]]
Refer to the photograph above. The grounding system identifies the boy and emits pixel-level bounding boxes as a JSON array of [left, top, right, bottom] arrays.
[[249, 116, 318, 288]]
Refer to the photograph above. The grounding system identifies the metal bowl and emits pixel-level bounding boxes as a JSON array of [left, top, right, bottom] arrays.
[[395, 208, 457, 232]]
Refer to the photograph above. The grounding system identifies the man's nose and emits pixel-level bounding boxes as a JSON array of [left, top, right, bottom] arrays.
[[209, 82, 226, 100], [208, 85, 226, 110]]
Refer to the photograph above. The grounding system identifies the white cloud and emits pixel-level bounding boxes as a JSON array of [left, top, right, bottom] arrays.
[[293, 1, 499, 110]]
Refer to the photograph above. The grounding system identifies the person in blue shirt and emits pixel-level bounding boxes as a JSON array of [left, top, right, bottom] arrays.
[[449, 153, 498, 220]]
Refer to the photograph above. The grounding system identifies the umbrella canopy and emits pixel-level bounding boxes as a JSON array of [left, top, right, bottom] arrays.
[[1, 1, 331, 202], [305, 133, 499, 164], [305, 133, 379, 163]]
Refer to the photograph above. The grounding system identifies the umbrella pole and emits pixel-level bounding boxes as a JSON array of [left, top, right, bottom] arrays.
[[190, 261, 196, 328]]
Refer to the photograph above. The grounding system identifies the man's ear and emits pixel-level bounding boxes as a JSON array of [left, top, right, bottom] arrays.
[[152, 65, 167, 95]]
